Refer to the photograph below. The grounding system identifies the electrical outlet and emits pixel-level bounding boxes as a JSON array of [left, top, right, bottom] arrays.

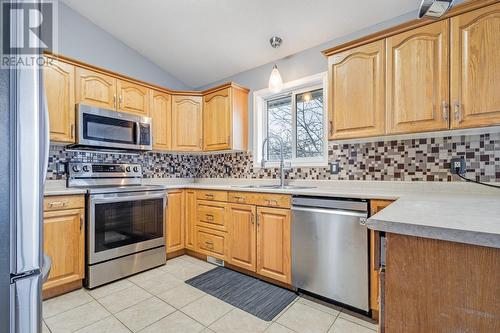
[[330, 162, 340, 174], [56, 163, 66, 175], [450, 157, 465, 174], [224, 165, 232, 175], [169, 165, 176, 173]]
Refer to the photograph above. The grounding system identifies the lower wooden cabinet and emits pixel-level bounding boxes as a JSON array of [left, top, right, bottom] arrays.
[[184, 190, 197, 250], [256, 207, 291, 284], [166, 190, 185, 253], [43, 197, 85, 298], [228, 203, 256, 271]]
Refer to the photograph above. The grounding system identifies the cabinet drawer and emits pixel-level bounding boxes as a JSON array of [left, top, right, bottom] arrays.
[[228, 192, 257, 205], [196, 227, 226, 260], [255, 193, 291, 209], [44, 195, 84, 211], [197, 201, 227, 231], [196, 190, 227, 202]]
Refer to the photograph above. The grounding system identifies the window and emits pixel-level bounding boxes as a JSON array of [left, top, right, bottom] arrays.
[[254, 72, 328, 167]]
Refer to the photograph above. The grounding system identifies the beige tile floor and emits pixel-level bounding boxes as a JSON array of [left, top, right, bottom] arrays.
[[43, 255, 378, 333]]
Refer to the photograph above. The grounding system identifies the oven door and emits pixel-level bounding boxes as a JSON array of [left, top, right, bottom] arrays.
[[88, 190, 166, 264], [77, 104, 152, 150]]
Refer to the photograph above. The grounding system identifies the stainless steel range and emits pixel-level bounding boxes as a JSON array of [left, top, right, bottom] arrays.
[[68, 162, 166, 288]]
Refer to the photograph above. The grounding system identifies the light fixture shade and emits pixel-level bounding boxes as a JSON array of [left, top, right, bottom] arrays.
[[268, 64, 283, 93]]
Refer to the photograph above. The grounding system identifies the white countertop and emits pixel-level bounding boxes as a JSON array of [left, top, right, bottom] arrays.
[[45, 178, 500, 249]]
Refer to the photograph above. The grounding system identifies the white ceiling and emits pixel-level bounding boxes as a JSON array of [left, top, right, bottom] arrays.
[[61, 0, 421, 88]]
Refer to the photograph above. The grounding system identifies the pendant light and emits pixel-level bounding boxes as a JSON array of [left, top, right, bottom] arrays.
[[268, 36, 283, 93]]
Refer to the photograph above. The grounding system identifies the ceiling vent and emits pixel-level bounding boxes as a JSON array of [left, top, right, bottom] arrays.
[[418, 0, 455, 19]]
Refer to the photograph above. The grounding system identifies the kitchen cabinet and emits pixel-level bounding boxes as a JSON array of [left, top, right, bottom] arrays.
[[75, 67, 117, 110], [196, 200, 228, 232], [256, 207, 291, 284], [228, 203, 256, 271], [166, 190, 185, 253], [151, 90, 172, 151], [386, 20, 449, 134], [203, 84, 249, 151], [184, 190, 197, 250], [43, 58, 75, 143], [117, 79, 151, 116], [43, 195, 85, 299], [328, 40, 385, 139], [369, 199, 393, 320], [450, 2, 500, 129], [171, 95, 203, 151], [196, 226, 227, 260], [383, 233, 500, 332]]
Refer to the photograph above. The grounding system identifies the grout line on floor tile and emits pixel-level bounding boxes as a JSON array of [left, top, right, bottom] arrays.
[[42, 294, 95, 320]]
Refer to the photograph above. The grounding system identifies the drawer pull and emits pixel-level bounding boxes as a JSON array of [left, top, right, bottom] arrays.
[[204, 241, 214, 249], [234, 196, 245, 202], [48, 201, 68, 208], [205, 214, 214, 221], [265, 199, 278, 206], [205, 193, 214, 199]]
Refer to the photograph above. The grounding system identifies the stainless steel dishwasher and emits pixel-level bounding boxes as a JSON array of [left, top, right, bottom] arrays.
[[291, 196, 369, 312]]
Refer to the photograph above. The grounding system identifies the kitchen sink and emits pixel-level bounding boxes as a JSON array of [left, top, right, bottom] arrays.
[[231, 184, 315, 190]]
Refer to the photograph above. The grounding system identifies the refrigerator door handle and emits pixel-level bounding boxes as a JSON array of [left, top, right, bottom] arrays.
[[41, 71, 49, 187], [10, 273, 41, 333]]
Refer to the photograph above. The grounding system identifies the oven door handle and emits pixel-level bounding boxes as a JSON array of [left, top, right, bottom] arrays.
[[135, 122, 140, 145], [91, 192, 166, 205]]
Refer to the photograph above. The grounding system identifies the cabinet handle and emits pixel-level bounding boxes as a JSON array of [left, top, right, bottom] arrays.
[[204, 241, 214, 249], [257, 215, 260, 227], [441, 101, 449, 121], [265, 199, 278, 206], [119, 95, 123, 108], [205, 193, 214, 199], [80, 215, 83, 231], [199, 138, 202, 148], [48, 201, 68, 208], [113, 94, 117, 108], [205, 214, 214, 221], [251, 212, 255, 224], [70, 124, 75, 139], [234, 196, 245, 202], [454, 102, 461, 123], [329, 120, 333, 136]]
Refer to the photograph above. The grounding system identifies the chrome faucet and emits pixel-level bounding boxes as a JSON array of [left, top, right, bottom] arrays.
[[261, 136, 291, 188]]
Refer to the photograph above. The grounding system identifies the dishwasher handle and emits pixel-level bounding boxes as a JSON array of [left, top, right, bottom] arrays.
[[292, 206, 368, 218]]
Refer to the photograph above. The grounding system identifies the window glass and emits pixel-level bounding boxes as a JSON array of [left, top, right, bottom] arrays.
[[296, 89, 324, 158], [267, 96, 292, 160]]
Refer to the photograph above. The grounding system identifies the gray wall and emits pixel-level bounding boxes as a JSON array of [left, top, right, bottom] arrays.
[[197, 9, 439, 148], [57, 2, 191, 90]]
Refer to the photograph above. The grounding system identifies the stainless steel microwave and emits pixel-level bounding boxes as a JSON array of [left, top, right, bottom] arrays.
[[75, 104, 152, 151]]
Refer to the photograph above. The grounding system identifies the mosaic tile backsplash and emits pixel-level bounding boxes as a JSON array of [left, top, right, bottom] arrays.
[[47, 131, 500, 182]]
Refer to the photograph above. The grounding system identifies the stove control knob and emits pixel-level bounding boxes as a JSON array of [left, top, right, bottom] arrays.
[[82, 165, 90, 172], [72, 165, 81, 172], [133, 166, 139, 172], [124, 166, 130, 172]]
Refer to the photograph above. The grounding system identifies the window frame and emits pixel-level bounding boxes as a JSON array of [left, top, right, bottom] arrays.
[[253, 72, 328, 168]]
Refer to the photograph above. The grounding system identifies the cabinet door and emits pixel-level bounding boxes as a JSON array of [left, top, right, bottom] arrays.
[[386, 20, 449, 134], [151, 90, 172, 151], [117, 80, 150, 116], [203, 88, 231, 151], [228, 204, 256, 271], [43, 209, 84, 291], [75, 67, 116, 109], [256, 207, 291, 284], [451, 3, 500, 129], [171, 95, 203, 151], [43, 58, 75, 143], [329, 40, 385, 139], [166, 190, 185, 253], [185, 190, 196, 250]]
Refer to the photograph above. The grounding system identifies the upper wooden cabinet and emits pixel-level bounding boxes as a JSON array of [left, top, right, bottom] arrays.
[[171, 95, 203, 151], [203, 85, 249, 151], [450, 2, 500, 129], [329, 40, 385, 139], [228, 203, 256, 272], [117, 79, 151, 116], [166, 190, 185, 253], [43, 58, 75, 143], [386, 20, 450, 134], [256, 207, 291, 284], [150, 90, 172, 151], [75, 67, 117, 110]]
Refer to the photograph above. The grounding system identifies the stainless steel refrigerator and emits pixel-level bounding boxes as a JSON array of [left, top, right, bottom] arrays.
[[0, 6, 51, 333]]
